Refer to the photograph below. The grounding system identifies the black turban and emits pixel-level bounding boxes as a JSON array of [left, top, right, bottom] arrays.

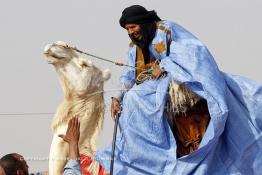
[[119, 5, 161, 28]]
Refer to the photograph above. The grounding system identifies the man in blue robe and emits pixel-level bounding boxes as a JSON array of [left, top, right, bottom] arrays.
[[95, 5, 262, 175]]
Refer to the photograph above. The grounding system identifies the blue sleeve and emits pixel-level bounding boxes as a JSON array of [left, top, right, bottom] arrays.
[[114, 46, 136, 100], [119, 46, 136, 85], [155, 22, 221, 85], [63, 160, 82, 175], [159, 40, 221, 85]]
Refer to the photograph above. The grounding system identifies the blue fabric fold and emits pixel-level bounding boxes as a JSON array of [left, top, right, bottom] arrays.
[[95, 21, 262, 175]]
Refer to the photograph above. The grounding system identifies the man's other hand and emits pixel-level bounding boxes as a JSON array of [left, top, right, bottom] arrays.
[[152, 64, 162, 79], [111, 97, 121, 121]]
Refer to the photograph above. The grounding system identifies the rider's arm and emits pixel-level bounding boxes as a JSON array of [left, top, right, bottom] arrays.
[[113, 46, 136, 101], [63, 160, 82, 175]]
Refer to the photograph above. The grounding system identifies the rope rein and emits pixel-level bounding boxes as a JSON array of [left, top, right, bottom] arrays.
[[53, 43, 164, 83], [53, 43, 136, 69]]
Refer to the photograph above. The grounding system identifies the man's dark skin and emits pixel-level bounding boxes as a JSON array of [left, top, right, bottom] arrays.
[[0, 153, 29, 175], [0, 165, 5, 175], [14, 154, 29, 175]]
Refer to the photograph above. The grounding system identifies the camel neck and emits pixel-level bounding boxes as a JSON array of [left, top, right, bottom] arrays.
[[65, 87, 104, 101]]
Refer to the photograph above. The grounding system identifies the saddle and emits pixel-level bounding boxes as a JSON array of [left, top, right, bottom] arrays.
[[165, 98, 210, 157]]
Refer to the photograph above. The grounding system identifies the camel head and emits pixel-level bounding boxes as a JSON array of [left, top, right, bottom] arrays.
[[44, 41, 111, 97]]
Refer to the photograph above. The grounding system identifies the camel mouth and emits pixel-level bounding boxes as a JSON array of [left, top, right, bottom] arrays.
[[44, 43, 68, 63], [44, 51, 67, 65], [44, 52, 66, 60]]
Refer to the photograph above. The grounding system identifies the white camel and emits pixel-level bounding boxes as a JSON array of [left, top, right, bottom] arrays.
[[44, 41, 110, 175]]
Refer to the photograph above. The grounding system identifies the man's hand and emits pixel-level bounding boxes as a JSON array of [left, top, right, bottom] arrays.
[[151, 64, 162, 79], [152, 64, 166, 79], [111, 97, 121, 121], [59, 117, 80, 160]]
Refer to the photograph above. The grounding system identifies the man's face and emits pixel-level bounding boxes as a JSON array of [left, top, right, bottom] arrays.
[[125, 24, 142, 41]]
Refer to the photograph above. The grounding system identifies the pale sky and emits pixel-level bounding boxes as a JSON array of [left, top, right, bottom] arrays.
[[0, 0, 261, 172]]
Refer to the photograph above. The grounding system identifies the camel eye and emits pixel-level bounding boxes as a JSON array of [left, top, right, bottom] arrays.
[[63, 44, 70, 49], [79, 59, 92, 69], [80, 61, 89, 68], [81, 63, 87, 67]]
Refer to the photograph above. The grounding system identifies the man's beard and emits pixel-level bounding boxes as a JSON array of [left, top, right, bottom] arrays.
[[129, 33, 145, 49], [129, 22, 156, 49]]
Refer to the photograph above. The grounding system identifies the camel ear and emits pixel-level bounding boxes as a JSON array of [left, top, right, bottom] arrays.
[[102, 69, 111, 81], [79, 58, 93, 68]]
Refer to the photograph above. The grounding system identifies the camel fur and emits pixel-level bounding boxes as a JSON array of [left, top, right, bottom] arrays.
[[44, 41, 110, 175]]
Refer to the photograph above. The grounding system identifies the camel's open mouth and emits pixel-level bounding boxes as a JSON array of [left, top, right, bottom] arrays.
[[44, 52, 67, 65], [44, 52, 66, 59], [44, 43, 68, 64], [44, 43, 72, 63]]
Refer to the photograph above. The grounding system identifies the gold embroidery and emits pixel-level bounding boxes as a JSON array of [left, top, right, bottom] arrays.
[[135, 48, 156, 80], [156, 23, 172, 35], [158, 25, 166, 31], [154, 41, 166, 53], [165, 29, 171, 35], [136, 48, 145, 78], [129, 41, 134, 48]]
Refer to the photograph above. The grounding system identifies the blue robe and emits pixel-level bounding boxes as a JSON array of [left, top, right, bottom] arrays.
[[95, 21, 262, 175]]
